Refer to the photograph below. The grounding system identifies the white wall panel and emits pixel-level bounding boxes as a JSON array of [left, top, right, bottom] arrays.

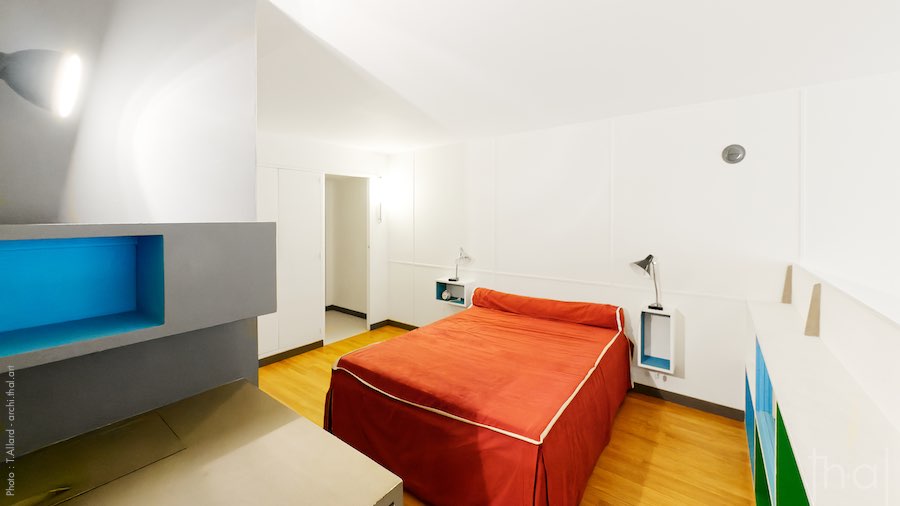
[[805, 72, 900, 299], [495, 121, 612, 282], [368, 176, 390, 325], [258, 132, 389, 176], [387, 153, 416, 263], [462, 140, 497, 271], [612, 91, 800, 301], [324, 178, 337, 307], [491, 273, 609, 307], [388, 262, 416, 326], [414, 144, 467, 266], [384, 75, 900, 409], [277, 170, 325, 349]]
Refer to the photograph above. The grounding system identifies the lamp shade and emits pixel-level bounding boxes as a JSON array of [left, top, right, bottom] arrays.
[[630, 254, 654, 276], [631, 253, 663, 309], [0, 49, 82, 117]]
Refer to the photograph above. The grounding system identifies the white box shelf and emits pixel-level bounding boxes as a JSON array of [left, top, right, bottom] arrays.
[[638, 307, 675, 374], [435, 278, 474, 307]]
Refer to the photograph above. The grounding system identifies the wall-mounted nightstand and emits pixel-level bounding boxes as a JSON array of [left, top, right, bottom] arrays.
[[435, 278, 474, 308], [638, 306, 676, 374]]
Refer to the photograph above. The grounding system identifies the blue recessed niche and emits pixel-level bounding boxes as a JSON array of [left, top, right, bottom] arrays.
[[0, 235, 164, 357]]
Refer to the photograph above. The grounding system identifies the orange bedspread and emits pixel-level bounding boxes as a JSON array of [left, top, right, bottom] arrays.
[[326, 289, 631, 505]]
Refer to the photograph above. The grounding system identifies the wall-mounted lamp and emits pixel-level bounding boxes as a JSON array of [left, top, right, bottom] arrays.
[[0, 49, 82, 118], [631, 254, 663, 310], [370, 176, 383, 224], [449, 247, 471, 282]]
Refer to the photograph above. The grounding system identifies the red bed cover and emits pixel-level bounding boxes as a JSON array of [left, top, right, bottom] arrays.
[[326, 289, 631, 505]]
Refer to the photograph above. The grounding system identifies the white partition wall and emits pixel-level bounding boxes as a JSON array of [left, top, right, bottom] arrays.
[[257, 168, 326, 357], [385, 91, 801, 410], [804, 71, 900, 313], [384, 68, 900, 410], [278, 170, 326, 351]]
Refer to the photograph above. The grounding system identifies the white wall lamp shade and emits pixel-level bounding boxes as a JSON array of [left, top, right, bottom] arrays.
[[631, 254, 663, 310], [0, 49, 82, 118]]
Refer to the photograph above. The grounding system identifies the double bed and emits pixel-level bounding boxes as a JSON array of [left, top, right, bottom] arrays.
[[325, 288, 632, 505]]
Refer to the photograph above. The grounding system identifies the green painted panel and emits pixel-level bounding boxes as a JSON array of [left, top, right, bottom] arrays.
[[755, 430, 773, 506], [776, 410, 810, 506]]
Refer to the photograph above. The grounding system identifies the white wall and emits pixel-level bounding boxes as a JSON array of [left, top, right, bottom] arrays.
[[0, 0, 114, 224], [257, 133, 390, 339], [325, 178, 337, 307], [258, 132, 389, 177], [60, 0, 256, 223], [387, 71, 900, 409], [325, 175, 368, 314], [387, 90, 806, 410], [804, 71, 900, 317]]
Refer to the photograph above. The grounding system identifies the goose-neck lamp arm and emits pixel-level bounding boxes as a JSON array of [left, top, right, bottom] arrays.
[[649, 262, 663, 310]]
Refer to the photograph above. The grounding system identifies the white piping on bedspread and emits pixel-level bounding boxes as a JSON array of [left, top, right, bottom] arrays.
[[331, 340, 384, 370], [332, 305, 625, 446], [334, 365, 544, 445], [539, 306, 623, 442]]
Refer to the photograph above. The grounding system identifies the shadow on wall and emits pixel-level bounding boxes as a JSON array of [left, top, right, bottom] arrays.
[[0, 0, 115, 224], [0, 0, 257, 225]]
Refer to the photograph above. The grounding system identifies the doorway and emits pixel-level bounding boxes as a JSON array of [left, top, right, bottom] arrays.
[[324, 174, 369, 343]]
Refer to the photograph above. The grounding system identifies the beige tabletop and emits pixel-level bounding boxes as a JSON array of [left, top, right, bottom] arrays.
[[8, 380, 402, 506]]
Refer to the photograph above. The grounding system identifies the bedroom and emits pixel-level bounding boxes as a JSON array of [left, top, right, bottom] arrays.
[[1, 0, 898, 504]]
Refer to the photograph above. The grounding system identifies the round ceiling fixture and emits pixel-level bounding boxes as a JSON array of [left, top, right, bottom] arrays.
[[722, 144, 746, 164]]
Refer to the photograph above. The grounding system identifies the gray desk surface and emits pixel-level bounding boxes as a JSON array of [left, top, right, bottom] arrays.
[[7, 381, 402, 506]]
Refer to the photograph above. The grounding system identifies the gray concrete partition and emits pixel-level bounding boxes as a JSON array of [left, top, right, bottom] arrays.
[[0, 223, 276, 454], [0, 222, 276, 369]]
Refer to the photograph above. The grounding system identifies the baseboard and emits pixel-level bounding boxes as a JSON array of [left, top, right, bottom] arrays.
[[631, 383, 744, 421], [325, 305, 367, 320], [258, 340, 324, 367], [369, 320, 418, 331]]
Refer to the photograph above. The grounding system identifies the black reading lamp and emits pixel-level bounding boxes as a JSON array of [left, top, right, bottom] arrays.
[[0, 49, 82, 118], [631, 254, 663, 310]]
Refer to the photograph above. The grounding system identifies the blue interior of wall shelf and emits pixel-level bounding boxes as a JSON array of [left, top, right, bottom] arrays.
[[745, 373, 755, 476], [640, 312, 671, 371], [755, 339, 776, 501], [0, 236, 164, 357], [639, 355, 671, 370]]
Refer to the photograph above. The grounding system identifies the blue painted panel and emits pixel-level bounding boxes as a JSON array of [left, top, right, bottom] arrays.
[[756, 340, 773, 416], [0, 235, 164, 357], [0, 312, 160, 357], [0, 237, 137, 332], [755, 338, 776, 503], [745, 373, 756, 476], [639, 355, 671, 370], [136, 236, 165, 322]]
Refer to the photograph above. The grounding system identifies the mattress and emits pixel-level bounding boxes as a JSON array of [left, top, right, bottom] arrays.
[[325, 289, 632, 505]]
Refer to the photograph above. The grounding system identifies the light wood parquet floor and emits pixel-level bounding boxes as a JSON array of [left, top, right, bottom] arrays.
[[259, 326, 753, 505]]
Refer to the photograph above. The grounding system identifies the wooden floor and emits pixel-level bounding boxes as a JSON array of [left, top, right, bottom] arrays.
[[259, 326, 753, 505]]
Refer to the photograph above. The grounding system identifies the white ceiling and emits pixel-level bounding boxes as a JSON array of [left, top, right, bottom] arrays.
[[261, 0, 900, 153], [257, 0, 451, 153]]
